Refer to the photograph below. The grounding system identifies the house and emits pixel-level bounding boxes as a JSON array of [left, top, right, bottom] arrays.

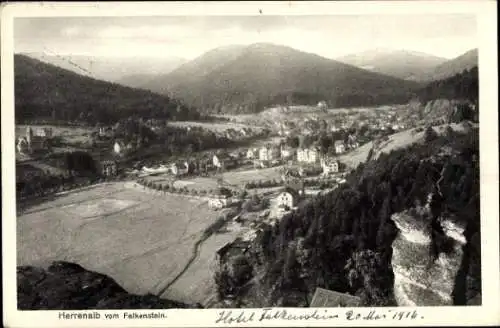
[[101, 160, 118, 176], [309, 288, 361, 307], [276, 187, 300, 210], [297, 146, 320, 163], [297, 148, 307, 162], [334, 140, 345, 154], [259, 145, 272, 161], [321, 158, 339, 175], [208, 187, 233, 210]]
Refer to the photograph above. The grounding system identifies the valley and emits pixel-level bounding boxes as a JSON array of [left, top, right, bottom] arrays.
[[12, 31, 481, 310]]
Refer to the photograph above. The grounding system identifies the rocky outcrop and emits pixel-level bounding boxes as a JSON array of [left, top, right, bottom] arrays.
[[391, 206, 467, 306], [17, 261, 200, 310]]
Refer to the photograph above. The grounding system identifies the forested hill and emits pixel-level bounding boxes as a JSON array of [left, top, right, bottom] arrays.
[[14, 54, 200, 124], [143, 43, 420, 114], [239, 126, 480, 307], [416, 67, 478, 104]]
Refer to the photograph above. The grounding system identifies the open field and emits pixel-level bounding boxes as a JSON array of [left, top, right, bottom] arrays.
[[168, 121, 265, 133], [141, 165, 286, 192], [17, 181, 243, 304]]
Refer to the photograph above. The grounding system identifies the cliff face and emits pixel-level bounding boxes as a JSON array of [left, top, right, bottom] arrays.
[[391, 204, 467, 306]]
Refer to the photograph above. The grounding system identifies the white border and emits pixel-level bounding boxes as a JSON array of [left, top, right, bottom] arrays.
[[2, 1, 499, 327]]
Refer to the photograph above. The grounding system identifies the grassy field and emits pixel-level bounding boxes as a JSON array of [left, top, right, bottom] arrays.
[[337, 122, 472, 169], [168, 121, 264, 133], [17, 181, 241, 304]]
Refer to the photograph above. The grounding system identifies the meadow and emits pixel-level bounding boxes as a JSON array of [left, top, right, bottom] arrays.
[[17, 181, 240, 304]]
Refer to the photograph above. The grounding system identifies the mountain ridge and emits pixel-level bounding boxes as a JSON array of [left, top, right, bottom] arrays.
[[14, 54, 199, 124], [337, 48, 448, 80], [141, 43, 421, 114]]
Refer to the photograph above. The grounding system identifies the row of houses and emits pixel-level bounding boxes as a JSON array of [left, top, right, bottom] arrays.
[[245, 141, 353, 169]]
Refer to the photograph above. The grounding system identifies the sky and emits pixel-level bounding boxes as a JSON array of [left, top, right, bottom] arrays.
[[14, 14, 478, 60]]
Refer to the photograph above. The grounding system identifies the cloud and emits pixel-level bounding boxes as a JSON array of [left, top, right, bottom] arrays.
[[14, 14, 477, 60]]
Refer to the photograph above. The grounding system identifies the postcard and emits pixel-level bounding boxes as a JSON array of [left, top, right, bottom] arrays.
[[2, 1, 498, 327]]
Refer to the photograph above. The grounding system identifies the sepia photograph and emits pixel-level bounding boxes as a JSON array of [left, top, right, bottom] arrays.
[[2, 1, 498, 327]]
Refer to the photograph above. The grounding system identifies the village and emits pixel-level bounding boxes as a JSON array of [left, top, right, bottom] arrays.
[[14, 102, 426, 307]]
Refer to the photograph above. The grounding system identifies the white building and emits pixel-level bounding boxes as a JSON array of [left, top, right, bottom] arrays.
[[276, 188, 300, 210], [297, 147, 320, 163], [209, 188, 233, 210], [113, 141, 124, 155], [259, 145, 278, 161], [213, 154, 222, 168], [334, 141, 345, 154], [321, 158, 339, 175]]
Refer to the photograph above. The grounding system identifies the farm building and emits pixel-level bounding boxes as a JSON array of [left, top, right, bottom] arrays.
[[309, 288, 361, 307]]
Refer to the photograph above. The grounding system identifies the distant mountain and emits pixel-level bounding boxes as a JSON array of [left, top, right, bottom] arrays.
[[140, 43, 420, 114], [116, 73, 158, 89], [21, 52, 186, 84], [14, 54, 198, 124], [337, 49, 447, 80], [426, 49, 478, 81]]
